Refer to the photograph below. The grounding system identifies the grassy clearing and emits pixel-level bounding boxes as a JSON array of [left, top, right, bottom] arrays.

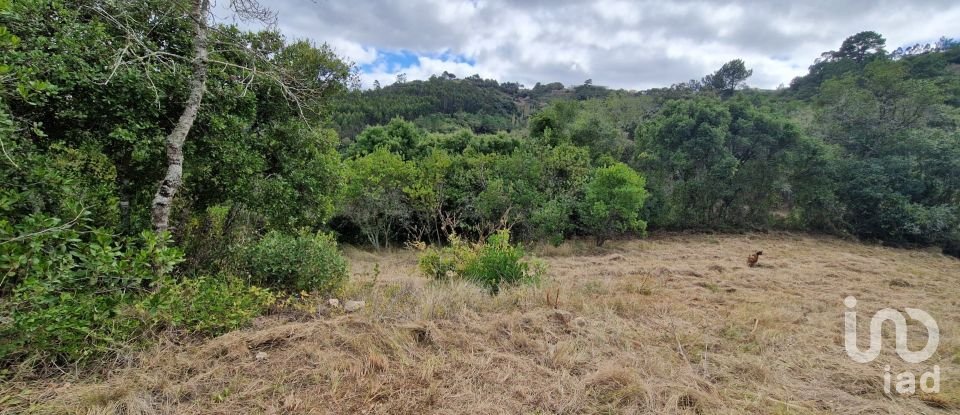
[[2, 233, 959, 414]]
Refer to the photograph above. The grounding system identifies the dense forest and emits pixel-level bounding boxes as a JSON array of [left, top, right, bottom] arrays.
[[1, 0, 959, 371]]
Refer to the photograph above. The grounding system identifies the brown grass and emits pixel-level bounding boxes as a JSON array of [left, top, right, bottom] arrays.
[[3, 233, 959, 414]]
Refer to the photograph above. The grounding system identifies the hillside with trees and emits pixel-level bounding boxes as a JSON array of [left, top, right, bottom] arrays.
[[1, 3, 959, 408]]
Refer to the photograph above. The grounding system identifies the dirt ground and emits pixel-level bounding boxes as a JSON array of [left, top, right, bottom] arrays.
[[3, 233, 959, 414]]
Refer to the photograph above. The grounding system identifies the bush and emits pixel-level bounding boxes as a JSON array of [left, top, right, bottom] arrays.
[[138, 275, 275, 336], [418, 233, 477, 280], [177, 204, 265, 276], [243, 231, 348, 293], [0, 219, 183, 294], [0, 275, 275, 366], [944, 234, 960, 259], [580, 163, 649, 246], [531, 198, 574, 247], [463, 230, 540, 293], [0, 285, 143, 365], [0, 230, 185, 366], [419, 230, 542, 294]]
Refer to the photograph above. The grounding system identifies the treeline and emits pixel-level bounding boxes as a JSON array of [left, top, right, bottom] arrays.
[[329, 31, 960, 253], [329, 72, 622, 140], [330, 74, 524, 139], [333, 117, 648, 248]]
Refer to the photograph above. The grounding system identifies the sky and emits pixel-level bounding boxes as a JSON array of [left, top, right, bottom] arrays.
[[217, 0, 960, 90]]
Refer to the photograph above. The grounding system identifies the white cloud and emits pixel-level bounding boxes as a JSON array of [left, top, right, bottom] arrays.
[[254, 0, 960, 90], [326, 38, 379, 66]]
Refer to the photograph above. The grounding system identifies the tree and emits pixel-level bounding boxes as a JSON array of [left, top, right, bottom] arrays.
[[817, 60, 941, 157], [340, 147, 415, 249], [348, 117, 424, 159], [404, 149, 454, 243], [150, 0, 213, 233], [148, 0, 285, 233], [133, 1, 352, 233], [702, 59, 752, 98], [813, 58, 958, 245], [580, 163, 648, 246], [635, 97, 800, 228], [836, 31, 886, 63]]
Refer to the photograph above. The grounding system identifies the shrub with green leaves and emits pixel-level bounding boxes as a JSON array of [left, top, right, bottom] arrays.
[[0, 222, 182, 294], [137, 275, 275, 336], [0, 230, 184, 366], [418, 233, 478, 280], [463, 230, 540, 293], [0, 285, 144, 365], [580, 163, 649, 246], [243, 230, 348, 293], [418, 230, 542, 294], [177, 204, 266, 276], [944, 234, 960, 259]]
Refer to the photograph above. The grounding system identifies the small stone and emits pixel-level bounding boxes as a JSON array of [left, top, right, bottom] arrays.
[[255, 351, 268, 361], [344, 300, 365, 312]]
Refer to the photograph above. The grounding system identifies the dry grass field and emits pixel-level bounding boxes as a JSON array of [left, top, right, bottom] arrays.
[[2, 233, 959, 414]]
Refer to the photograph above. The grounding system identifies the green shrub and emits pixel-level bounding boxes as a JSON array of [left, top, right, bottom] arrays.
[[0, 219, 183, 294], [531, 198, 574, 247], [178, 204, 265, 276], [463, 230, 540, 293], [418, 233, 477, 280], [0, 274, 275, 367], [0, 230, 184, 366], [418, 230, 542, 294], [243, 230, 348, 293], [138, 275, 275, 336], [579, 163, 649, 246], [0, 283, 143, 364]]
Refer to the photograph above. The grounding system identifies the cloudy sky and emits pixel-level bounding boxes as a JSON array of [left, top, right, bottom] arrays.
[[220, 0, 960, 90]]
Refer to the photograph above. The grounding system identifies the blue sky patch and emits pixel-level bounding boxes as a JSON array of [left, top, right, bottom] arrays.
[[360, 50, 420, 73], [359, 49, 476, 74]]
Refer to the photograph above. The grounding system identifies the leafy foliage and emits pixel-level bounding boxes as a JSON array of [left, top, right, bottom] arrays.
[[341, 147, 416, 249], [138, 275, 275, 336], [463, 230, 541, 294], [635, 96, 800, 229], [418, 230, 542, 294], [0, 231, 183, 365], [331, 75, 522, 139], [580, 163, 649, 246], [0, 0, 352, 369], [2, 4, 960, 372], [242, 231, 348, 293], [702, 59, 754, 98]]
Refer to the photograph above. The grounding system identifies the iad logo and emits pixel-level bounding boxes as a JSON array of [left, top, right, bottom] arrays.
[[843, 296, 940, 395]]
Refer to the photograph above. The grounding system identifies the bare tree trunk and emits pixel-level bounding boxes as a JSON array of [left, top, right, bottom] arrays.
[[151, 0, 210, 233]]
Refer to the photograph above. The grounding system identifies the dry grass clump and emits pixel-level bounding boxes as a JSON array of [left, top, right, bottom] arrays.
[[3, 232, 959, 414]]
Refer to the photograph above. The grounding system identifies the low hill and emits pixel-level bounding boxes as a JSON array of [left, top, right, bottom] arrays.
[[328, 76, 622, 139]]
